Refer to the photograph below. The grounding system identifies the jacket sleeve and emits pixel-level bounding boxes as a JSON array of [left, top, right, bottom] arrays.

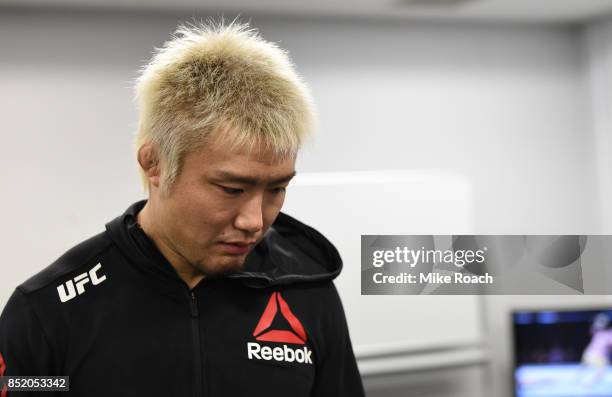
[[310, 283, 365, 397], [0, 288, 58, 396]]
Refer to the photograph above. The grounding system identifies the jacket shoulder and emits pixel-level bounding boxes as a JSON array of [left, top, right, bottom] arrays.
[[18, 231, 113, 295]]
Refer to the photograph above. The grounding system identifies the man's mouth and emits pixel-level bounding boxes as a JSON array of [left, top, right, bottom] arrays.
[[218, 241, 256, 255]]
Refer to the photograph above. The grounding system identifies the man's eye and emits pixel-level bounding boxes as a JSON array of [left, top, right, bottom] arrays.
[[270, 187, 287, 194], [219, 186, 243, 195]]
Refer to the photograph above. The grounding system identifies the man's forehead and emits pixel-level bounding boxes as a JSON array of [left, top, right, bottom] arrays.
[[183, 134, 297, 181]]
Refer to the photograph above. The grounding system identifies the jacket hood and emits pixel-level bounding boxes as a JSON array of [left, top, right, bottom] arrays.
[[105, 200, 342, 288]]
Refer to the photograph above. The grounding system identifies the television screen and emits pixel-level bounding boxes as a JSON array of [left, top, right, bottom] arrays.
[[513, 308, 612, 397]]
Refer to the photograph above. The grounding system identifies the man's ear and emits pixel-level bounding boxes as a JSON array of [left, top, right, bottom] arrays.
[[137, 143, 161, 189]]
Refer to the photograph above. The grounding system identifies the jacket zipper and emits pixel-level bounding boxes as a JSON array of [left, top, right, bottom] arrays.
[[190, 291, 203, 397]]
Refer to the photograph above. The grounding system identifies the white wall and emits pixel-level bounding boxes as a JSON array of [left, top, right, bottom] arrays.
[[585, 16, 612, 234], [482, 17, 612, 397]]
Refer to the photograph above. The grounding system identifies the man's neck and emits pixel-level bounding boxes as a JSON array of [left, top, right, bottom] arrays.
[[136, 202, 205, 290]]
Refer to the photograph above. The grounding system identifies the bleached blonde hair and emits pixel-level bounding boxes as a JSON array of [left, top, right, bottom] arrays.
[[134, 20, 315, 195]]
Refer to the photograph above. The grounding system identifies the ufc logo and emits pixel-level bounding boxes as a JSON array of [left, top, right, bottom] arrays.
[[57, 263, 107, 303]]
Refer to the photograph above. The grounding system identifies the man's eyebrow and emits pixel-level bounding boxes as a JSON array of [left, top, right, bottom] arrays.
[[212, 171, 296, 186]]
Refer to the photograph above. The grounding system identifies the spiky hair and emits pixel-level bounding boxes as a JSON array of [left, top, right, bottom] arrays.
[[134, 20, 315, 194]]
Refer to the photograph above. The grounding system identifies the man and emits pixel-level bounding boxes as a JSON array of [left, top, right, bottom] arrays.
[[0, 21, 365, 396]]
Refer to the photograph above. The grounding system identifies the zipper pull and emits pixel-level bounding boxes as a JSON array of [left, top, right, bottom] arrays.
[[190, 291, 199, 317]]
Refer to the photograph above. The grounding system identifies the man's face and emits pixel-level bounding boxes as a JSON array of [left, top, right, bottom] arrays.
[[150, 139, 296, 277]]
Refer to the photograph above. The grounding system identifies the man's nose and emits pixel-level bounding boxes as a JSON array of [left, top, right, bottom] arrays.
[[234, 194, 264, 234]]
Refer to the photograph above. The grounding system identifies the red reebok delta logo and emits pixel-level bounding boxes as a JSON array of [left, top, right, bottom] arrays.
[[247, 292, 313, 365], [253, 292, 307, 344]]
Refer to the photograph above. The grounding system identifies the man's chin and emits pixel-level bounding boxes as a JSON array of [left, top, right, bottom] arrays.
[[197, 257, 247, 278]]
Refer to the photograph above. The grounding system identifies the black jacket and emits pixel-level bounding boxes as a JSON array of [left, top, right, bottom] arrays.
[[0, 200, 364, 396]]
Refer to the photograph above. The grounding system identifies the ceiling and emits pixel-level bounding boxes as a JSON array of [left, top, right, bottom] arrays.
[[2, 0, 612, 25]]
